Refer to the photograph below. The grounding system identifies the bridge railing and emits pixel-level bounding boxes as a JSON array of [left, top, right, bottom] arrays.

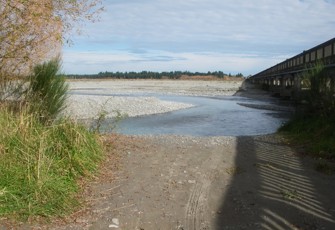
[[251, 38, 335, 81]]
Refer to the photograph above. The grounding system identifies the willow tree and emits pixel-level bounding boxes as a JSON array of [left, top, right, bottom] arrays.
[[0, 0, 103, 99]]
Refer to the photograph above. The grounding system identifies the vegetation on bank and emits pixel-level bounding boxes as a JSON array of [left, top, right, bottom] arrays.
[[0, 110, 103, 220], [1, 0, 105, 223], [280, 115, 335, 159], [279, 63, 335, 159], [0, 60, 104, 221], [66, 70, 245, 80]]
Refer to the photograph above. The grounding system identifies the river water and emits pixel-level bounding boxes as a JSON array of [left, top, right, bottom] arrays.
[[103, 94, 292, 137]]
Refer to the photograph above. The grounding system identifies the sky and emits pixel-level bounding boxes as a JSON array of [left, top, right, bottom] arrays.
[[62, 0, 335, 76]]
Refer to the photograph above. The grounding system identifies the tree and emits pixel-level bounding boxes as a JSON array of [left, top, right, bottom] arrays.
[[0, 0, 103, 99]]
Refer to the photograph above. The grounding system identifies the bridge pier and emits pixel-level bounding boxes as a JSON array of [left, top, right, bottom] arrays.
[[254, 73, 302, 99], [279, 75, 293, 98]]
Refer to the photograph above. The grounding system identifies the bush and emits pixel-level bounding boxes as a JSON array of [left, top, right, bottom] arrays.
[[26, 58, 68, 123], [0, 108, 103, 220], [280, 63, 335, 159], [300, 62, 335, 117]]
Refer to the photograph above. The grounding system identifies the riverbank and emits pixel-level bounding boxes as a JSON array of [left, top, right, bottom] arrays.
[[4, 80, 335, 229]]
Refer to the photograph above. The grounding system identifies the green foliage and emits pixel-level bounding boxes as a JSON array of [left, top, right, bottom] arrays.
[[66, 70, 241, 79], [235, 73, 244, 78], [90, 98, 128, 133], [280, 63, 335, 159], [279, 115, 335, 159], [300, 62, 335, 117], [27, 59, 68, 123], [314, 161, 335, 175], [0, 108, 103, 220]]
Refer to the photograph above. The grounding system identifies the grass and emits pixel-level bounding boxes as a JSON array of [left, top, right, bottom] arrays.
[[314, 161, 335, 175], [278, 63, 335, 163], [0, 59, 105, 222], [0, 107, 104, 220], [225, 166, 245, 175], [279, 114, 335, 159]]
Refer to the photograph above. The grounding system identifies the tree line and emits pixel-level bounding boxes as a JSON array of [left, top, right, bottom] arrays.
[[67, 71, 244, 79]]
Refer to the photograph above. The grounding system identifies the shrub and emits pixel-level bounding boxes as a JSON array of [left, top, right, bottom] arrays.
[[26, 58, 68, 123], [280, 63, 335, 159], [300, 62, 335, 117]]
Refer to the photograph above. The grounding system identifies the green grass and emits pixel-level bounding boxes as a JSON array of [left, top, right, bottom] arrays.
[[279, 114, 335, 159], [0, 108, 104, 220], [279, 63, 335, 160], [314, 161, 335, 175]]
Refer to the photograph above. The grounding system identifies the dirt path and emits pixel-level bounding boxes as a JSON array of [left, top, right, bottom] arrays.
[[34, 133, 335, 230]]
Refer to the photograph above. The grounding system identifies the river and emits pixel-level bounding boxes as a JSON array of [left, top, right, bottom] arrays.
[[99, 94, 292, 136]]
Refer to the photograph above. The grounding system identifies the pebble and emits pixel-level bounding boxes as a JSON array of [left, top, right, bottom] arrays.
[[188, 180, 196, 184], [112, 218, 119, 225], [109, 218, 120, 228]]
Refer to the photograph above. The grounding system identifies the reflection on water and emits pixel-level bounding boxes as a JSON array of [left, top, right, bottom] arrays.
[[101, 94, 292, 137]]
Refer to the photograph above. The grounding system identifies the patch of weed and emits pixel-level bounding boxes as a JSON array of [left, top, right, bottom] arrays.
[[225, 166, 245, 175]]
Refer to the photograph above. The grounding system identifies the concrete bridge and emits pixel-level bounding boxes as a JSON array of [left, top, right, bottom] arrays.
[[250, 37, 335, 99]]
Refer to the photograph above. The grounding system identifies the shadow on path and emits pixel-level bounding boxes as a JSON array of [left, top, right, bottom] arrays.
[[216, 135, 335, 229]]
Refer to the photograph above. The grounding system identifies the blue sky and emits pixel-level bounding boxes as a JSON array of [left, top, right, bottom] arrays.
[[62, 0, 335, 75]]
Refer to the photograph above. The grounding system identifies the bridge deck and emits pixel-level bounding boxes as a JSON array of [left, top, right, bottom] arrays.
[[250, 38, 335, 98]]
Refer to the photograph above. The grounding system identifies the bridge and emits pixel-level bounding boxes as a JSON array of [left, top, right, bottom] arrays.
[[250, 37, 335, 98]]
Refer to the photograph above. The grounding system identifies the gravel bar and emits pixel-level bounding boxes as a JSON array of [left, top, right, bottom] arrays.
[[63, 79, 243, 119]]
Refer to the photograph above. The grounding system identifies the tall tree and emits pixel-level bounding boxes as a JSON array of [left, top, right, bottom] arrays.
[[0, 0, 103, 99]]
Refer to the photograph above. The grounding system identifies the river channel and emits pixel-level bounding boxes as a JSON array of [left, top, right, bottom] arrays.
[[98, 94, 292, 137]]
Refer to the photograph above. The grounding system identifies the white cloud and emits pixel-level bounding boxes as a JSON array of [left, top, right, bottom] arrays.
[[63, 0, 335, 74], [62, 50, 286, 75]]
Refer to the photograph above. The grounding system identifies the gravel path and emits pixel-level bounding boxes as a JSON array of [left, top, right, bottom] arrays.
[[22, 134, 335, 230]]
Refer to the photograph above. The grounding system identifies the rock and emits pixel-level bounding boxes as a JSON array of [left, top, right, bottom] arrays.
[[112, 218, 120, 225], [109, 218, 120, 228]]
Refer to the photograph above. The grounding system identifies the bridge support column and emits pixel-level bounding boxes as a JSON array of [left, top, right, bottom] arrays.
[[280, 75, 293, 98], [292, 74, 302, 99]]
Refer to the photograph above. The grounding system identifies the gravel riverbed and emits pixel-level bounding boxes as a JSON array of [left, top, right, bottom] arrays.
[[63, 79, 243, 119]]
